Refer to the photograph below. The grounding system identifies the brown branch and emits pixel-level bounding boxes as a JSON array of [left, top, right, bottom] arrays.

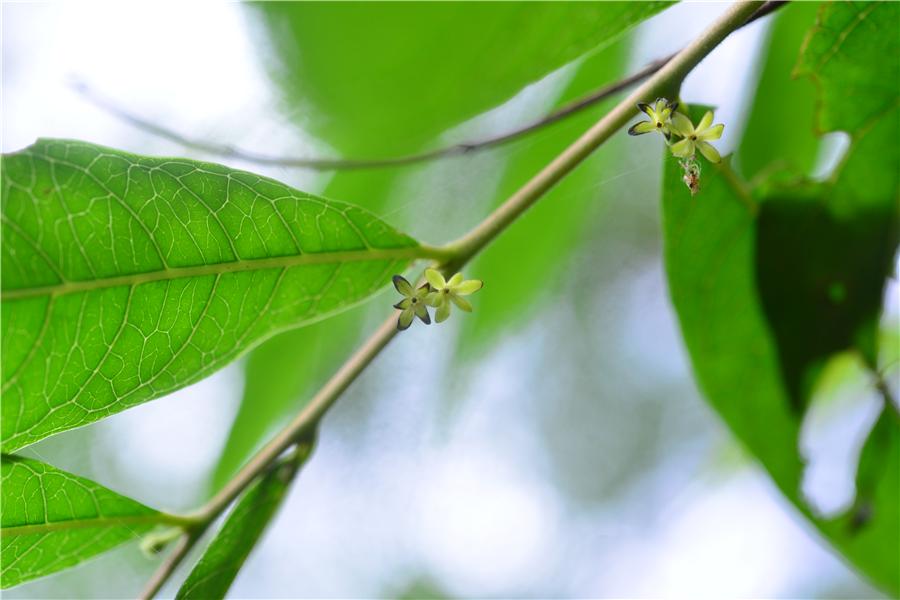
[[72, 2, 786, 173]]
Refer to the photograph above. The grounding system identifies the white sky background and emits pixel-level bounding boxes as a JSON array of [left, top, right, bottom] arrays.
[[2, 2, 889, 599]]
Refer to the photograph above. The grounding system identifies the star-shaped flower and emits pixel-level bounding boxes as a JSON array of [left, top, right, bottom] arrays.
[[628, 98, 679, 138], [669, 110, 724, 163], [424, 268, 483, 323], [392, 275, 431, 330]]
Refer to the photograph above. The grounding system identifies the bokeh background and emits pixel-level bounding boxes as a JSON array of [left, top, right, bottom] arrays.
[[2, 2, 896, 598]]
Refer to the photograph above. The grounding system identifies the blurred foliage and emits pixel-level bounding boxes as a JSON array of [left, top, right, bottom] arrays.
[[250, 2, 669, 155]]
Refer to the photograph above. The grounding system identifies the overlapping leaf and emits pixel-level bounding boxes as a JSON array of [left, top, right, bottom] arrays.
[[1, 455, 175, 588], [662, 42, 898, 589], [1, 139, 424, 452]]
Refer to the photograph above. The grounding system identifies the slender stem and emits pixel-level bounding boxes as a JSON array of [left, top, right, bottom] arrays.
[[74, 2, 784, 173], [139, 533, 199, 600], [140, 2, 765, 596], [192, 0, 764, 525]]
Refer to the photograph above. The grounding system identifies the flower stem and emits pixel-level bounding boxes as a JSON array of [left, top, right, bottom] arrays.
[[141, 2, 765, 595]]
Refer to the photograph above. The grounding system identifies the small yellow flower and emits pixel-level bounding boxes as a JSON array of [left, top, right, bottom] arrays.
[[628, 98, 679, 139], [392, 275, 431, 331], [424, 268, 483, 323], [669, 110, 724, 163]]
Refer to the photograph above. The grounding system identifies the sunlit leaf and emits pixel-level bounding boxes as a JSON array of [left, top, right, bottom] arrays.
[[1, 454, 175, 589], [1, 139, 425, 452], [250, 2, 671, 154]]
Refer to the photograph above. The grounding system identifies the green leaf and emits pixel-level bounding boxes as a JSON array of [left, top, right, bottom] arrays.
[[1, 139, 425, 453], [178, 450, 305, 600], [1, 454, 174, 589], [662, 95, 899, 594], [738, 1, 822, 179], [250, 2, 671, 154]]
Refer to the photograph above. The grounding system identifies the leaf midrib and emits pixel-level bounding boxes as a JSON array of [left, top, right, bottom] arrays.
[[2, 246, 435, 301], [1, 513, 191, 536]]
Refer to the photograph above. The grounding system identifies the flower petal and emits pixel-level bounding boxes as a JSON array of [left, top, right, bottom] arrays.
[[393, 298, 412, 310], [628, 120, 656, 136], [425, 291, 443, 307], [697, 123, 724, 141], [435, 301, 451, 323], [667, 100, 680, 114], [697, 110, 714, 132], [397, 309, 414, 331], [415, 283, 431, 299], [425, 268, 446, 290], [697, 141, 721, 163], [654, 98, 667, 115], [670, 138, 695, 158], [392, 275, 413, 296], [415, 304, 431, 324], [454, 279, 483, 295], [451, 295, 473, 312], [637, 102, 654, 117], [447, 272, 463, 287], [670, 112, 694, 136]]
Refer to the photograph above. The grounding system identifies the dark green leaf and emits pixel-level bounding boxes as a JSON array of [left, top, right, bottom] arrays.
[[662, 93, 898, 593], [1, 454, 174, 588], [250, 2, 671, 154], [1, 140, 425, 452]]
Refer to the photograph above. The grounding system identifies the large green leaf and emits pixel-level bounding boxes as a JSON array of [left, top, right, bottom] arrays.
[[1, 454, 176, 588], [738, 1, 822, 179], [250, 2, 671, 154], [178, 451, 305, 599], [662, 93, 898, 594], [1, 139, 425, 452]]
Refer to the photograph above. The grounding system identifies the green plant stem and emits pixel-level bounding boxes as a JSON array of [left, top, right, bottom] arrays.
[[141, 2, 764, 595]]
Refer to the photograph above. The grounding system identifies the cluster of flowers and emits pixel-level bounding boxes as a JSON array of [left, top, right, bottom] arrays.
[[628, 98, 724, 195], [392, 268, 483, 330]]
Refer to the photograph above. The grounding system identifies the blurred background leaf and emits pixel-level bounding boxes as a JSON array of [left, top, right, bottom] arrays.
[[738, 1, 822, 180], [249, 2, 670, 155]]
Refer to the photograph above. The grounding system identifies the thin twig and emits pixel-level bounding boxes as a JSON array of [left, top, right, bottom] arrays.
[[73, 2, 785, 173], [139, 3, 767, 596], [186, 0, 764, 547]]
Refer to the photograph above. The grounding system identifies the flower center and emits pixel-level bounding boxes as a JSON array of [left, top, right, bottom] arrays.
[[656, 122, 662, 128], [690, 135, 697, 140], [411, 298, 418, 304], [442, 289, 449, 294]]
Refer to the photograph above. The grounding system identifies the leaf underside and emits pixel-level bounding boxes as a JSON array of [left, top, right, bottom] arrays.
[[0, 454, 165, 589], [1, 139, 421, 453]]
